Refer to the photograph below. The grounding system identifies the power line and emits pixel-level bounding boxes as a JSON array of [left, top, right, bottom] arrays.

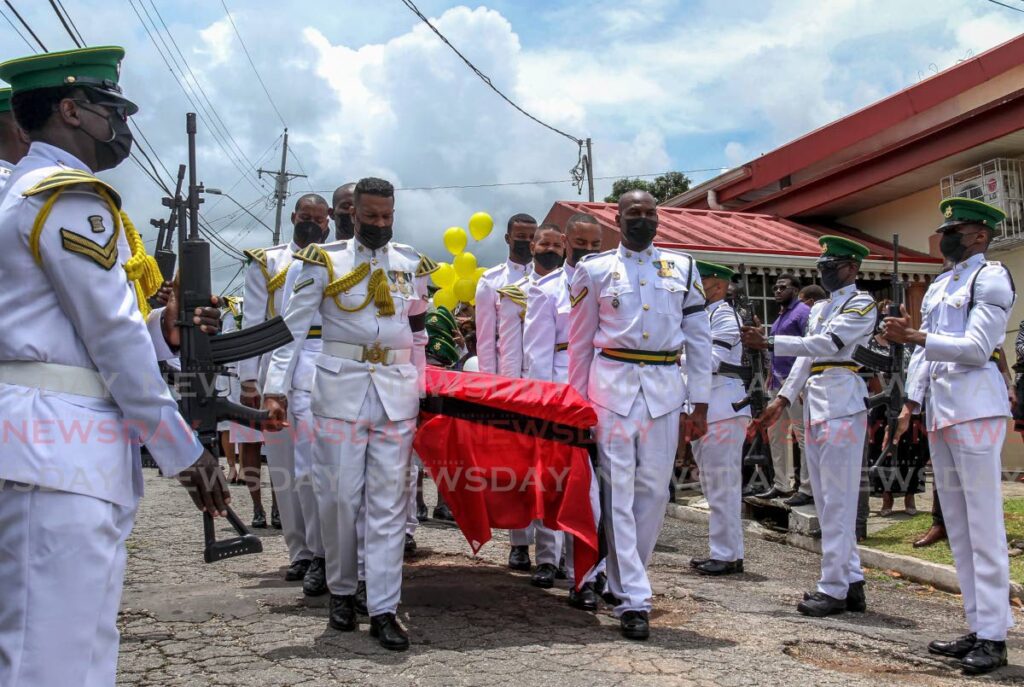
[[983, 0, 1024, 11], [398, 0, 582, 147], [47, 0, 81, 47], [54, 0, 85, 44], [219, 0, 287, 128], [4, 1, 47, 51], [0, 4, 37, 52]]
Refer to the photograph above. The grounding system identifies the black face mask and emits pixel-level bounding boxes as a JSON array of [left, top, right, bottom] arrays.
[[819, 264, 846, 292], [510, 239, 532, 263], [622, 217, 658, 248], [357, 223, 393, 251], [571, 247, 599, 264], [293, 220, 328, 247], [939, 231, 968, 263], [79, 106, 133, 171], [533, 251, 564, 271], [334, 213, 354, 241]]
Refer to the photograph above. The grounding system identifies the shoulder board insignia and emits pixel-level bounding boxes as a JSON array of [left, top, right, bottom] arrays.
[[497, 284, 527, 307], [416, 253, 439, 277], [580, 249, 613, 263], [570, 286, 589, 308], [294, 277, 315, 293], [293, 244, 328, 268], [243, 248, 267, 267], [23, 170, 122, 209], [841, 300, 877, 316], [60, 228, 118, 270]]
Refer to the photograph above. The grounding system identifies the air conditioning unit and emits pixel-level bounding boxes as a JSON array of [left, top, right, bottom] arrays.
[[941, 158, 1024, 249]]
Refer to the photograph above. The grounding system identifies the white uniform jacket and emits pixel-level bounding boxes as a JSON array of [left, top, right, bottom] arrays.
[[906, 253, 1015, 430], [568, 245, 712, 419], [474, 259, 531, 374], [264, 239, 431, 423], [0, 142, 202, 506], [702, 299, 750, 424], [523, 268, 571, 383], [280, 257, 324, 393], [496, 273, 540, 379], [238, 241, 299, 384], [778, 284, 876, 422]]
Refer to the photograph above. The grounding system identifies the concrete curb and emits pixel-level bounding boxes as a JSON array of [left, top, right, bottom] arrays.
[[665, 502, 1024, 600]]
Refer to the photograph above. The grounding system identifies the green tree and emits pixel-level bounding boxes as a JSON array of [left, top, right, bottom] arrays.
[[604, 171, 691, 204]]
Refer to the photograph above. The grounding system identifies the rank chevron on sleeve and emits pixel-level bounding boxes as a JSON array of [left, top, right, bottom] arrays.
[[59, 227, 118, 270]]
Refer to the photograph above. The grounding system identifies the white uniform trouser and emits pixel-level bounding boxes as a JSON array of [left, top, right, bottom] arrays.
[[0, 484, 136, 687], [314, 384, 414, 616], [292, 389, 324, 559], [510, 523, 535, 547], [406, 459, 420, 536], [264, 400, 314, 564], [930, 418, 1012, 641], [596, 390, 680, 617], [564, 458, 606, 584], [804, 411, 866, 599], [693, 416, 748, 562], [768, 392, 809, 494]]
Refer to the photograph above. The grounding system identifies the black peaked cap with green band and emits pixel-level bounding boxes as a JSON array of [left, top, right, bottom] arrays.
[[938, 197, 1006, 232], [695, 260, 734, 281], [0, 46, 138, 115], [817, 235, 869, 265]]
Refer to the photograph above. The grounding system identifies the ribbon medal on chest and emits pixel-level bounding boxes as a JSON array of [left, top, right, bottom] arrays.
[[387, 270, 414, 296], [653, 260, 676, 278]]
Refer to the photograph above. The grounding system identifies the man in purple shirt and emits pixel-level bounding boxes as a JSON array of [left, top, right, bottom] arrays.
[[756, 273, 813, 504]]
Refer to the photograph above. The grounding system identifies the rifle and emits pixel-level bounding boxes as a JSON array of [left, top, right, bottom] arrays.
[[852, 233, 905, 481], [175, 112, 294, 563], [731, 265, 771, 472]]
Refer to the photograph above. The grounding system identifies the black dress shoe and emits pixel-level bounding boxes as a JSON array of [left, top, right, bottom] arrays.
[[568, 582, 599, 611], [620, 610, 650, 640], [303, 557, 327, 596], [695, 559, 744, 576], [555, 556, 568, 580], [328, 594, 356, 631], [961, 639, 1007, 675], [370, 613, 410, 651], [784, 492, 814, 507], [271, 506, 282, 529], [416, 503, 429, 522], [755, 487, 790, 500], [797, 591, 846, 617], [689, 557, 710, 569], [741, 486, 758, 498], [354, 580, 368, 615], [508, 545, 531, 571], [594, 571, 607, 595], [251, 507, 267, 529], [433, 503, 455, 522], [928, 632, 978, 659], [531, 563, 558, 589], [285, 558, 311, 581], [845, 580, 866, 612], [404, 533, 417, 557]]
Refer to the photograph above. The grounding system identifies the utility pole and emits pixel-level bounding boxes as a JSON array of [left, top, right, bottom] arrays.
[[585, 137, 595, 202], [258, 128, 307, 245]]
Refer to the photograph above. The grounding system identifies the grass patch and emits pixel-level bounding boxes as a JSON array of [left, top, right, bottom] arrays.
[[864, 497, 1024, 585]]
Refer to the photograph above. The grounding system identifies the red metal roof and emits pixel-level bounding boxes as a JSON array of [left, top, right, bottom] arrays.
[[543, 201, 939, 263]]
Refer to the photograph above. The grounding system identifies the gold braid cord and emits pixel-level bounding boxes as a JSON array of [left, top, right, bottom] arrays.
[[264, 264, 291, 317], [323, 260, 395, 316]]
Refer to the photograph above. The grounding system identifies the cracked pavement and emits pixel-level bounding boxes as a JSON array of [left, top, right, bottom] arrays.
[[118, 469, 1024, 686]]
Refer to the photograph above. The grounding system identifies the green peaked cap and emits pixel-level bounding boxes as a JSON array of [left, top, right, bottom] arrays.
[[428, 333, 460, 366], [0, 88, 11, 114], [938, 197, 1005, 231], [695, 260, 734, 281], [817, 235, 869, 264], [426, 306, 456, 334], [0, 46, 138, 115]]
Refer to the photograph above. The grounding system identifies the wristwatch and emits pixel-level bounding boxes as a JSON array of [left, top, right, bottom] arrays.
[[767, 335, 775, 352]]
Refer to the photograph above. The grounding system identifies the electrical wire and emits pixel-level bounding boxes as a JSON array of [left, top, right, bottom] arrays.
[[47, 0, 81, 47], [983, 0, 1024, 11], [0, 4, 37, 52], [4, 1, 46, 51], [54, 0, 85, 44], [219, 0, 288, 128]]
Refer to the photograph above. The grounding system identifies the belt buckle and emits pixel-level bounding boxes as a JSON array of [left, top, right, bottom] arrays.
[[363, 342, 390, 365]]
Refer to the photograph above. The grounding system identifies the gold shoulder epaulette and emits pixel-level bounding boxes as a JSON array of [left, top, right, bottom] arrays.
[[23, 169, 122, 209], [293, 243, 328, 267], [243, 247, 267, 268], [497, 284, 527, 307], [224, 295, 242, 318], [416, 253, 439, 277]]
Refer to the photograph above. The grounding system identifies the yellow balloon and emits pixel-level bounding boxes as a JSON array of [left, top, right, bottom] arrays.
[[469, 298, 476, 306], [443, 226, 468, 256], [454, 278, 476, 303], [433, 287, 458, 311], [454, 251, 477, 278], [474, 266, 486, 279], [469, 212, 494, 241], [431, 262, 456, 288]]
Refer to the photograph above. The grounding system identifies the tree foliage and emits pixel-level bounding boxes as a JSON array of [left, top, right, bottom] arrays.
[[604, 171, 692, 204]]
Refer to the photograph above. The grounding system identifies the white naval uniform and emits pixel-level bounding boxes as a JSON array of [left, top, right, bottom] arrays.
[[474, 258, 531, 375], [216, 301, 243, 433], [690, 299, 750, 563], [265, 238, 429, 616], [0, 158, 13, 194], [777, 283, 876, 600], [906, 253, 1015, 641], [0, 142, 203, 686], [497, 271, 561, 560], [569, 244, 712, 616]]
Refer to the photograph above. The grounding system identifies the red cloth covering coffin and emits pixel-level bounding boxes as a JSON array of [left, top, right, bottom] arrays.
[[414, 367, 599, 589]]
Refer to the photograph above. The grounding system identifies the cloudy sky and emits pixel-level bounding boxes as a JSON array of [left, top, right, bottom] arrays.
[[2, 0, 1022, 292]]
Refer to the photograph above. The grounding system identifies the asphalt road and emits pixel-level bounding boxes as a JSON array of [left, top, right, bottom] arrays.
[[116, 470, 1024, 686]]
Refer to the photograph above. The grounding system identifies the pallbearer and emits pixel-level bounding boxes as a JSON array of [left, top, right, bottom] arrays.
[[688, 261, 749, 576]]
